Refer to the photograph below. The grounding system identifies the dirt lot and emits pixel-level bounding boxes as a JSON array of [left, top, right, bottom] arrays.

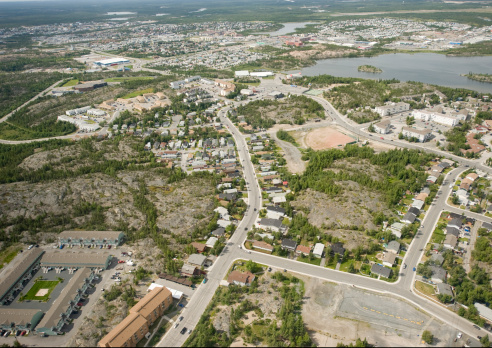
[[300, 276, 461, 347], [305, 127, 356, 150]]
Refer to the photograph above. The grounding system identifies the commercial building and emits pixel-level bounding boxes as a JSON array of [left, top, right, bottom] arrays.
[[401, 126, 432, 142], [94, 58, 130, 66], [36, 268, 95, 335], [58, 231, 124, 248], [98, 287, 173, 347], [74, 81, 108, 92], [373, 120, 391, 134], [0, 309, 44, 332], [375, 102, 409, 117], [0, 248, 44, 304], [40, 250, 113, 270]]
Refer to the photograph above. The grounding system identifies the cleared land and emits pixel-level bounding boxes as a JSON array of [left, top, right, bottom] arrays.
[[23, 280, 59, 301], [305, 127, 356, 150]]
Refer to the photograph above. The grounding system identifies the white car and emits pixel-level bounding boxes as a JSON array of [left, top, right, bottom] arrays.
[[457, 332, 462, 339]]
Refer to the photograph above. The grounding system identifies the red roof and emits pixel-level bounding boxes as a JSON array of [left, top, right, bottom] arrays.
[[296, 245, 311, 254]]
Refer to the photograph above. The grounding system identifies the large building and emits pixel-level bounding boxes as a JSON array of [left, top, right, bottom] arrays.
[[36, 268, 95, 335], [0, 248, 44, 304], [98, 287, 173, 347], [401, 126, 432, 142], [412, 109, 459, 127], [0, 309, 44, 332], [375, 102, 409, 117], [40, 250, 113, 270], [373, 120, 391, 134], [58, 230, 124, 248], [73, 81, 108, 92], [94, 58, 130, 67]]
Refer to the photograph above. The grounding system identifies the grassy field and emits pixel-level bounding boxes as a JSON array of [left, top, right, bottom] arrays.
[[104, 76, 154, 83], [0, 245, 22, 270], [122, 88, 154, 99], [23, 280, 59, 301], [415, 280, 435, 297], [62, 79, 79, 87]]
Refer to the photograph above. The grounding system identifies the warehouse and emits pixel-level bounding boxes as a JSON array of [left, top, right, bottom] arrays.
[[36, 268, 95, 335], [94, 58, 130, 66], [58, 230, 124, 248], [0, 248, 44, 304], [73, 81, 107, 92], [40, 250, 113, 270]]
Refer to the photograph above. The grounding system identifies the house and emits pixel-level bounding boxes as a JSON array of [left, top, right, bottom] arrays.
[[408, 207, 421, 216], [266, 206, 286, 219], [443, 234, 458, 249], [187, 254, 207, 267], [386, 241, 400, 254], [414, 193, 428, 202], [371, 264, 392, 278], [465, 172, 479, 182], [212, 227, 226, 237], [448, 218, 462, 230], [475, 303, 492, 322], [402, 211, 417, 224], [331, 242, 345, 257], [388, 222, 404, 238], [281, 239, 297, 252], [482, 222, 492, 231], [445, 227, 460, 238], [191, 242, 207, 253], [430, 266, 446, 283], [257, 218, 286, 233], [430, 253, 444, 265], [382, 253, 397, 267], [295, 245, 311, 257], [181, 264, 199, 277], [252, 241, 273, 254], [205, 237, 218, 249], [411, 199, 425, 210], [313, 243, 325, 258], [426, 175, 438, 184], [227, 270, 255, 286], [436, 283, 453, 297]]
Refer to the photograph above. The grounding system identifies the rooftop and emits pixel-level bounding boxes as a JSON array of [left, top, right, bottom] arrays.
[[130, 286, 172, 319], [41, 250, 112, 268]]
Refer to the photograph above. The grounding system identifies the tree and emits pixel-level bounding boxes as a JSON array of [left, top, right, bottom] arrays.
[[368, 123, 375, 133], [480, 335, 489, 347], [422, 330, 433, 344]]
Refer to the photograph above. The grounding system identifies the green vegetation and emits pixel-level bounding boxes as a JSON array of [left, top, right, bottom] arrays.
[[445, 40, 492, 57], [0, 245, 22, 270], [122, 88, 155, 99], [22, 280, 59, 301], [0, 51, 88, 72], [357, 65, 382, 73], [276, 130, 297, 146], [463, 73, 492, 83], [104, 76, 155, 83], [422, 330, 433, 344], [336, 338, 371, 347], [62, 79, 79, 87]]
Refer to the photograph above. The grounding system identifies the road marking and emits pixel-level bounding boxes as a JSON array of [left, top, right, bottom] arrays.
[[362, 307, 425, 325]]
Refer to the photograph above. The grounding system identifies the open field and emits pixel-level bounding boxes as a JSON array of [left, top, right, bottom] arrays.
[[62, 79, 79, 87], [305, 127, 356, 150], [23, 280, 59, 301], [122, 88, 155, 99]]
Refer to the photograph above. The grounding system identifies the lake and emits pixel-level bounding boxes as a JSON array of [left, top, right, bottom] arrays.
[[298, 53, 492, 93], [256, 22, 318, 36]]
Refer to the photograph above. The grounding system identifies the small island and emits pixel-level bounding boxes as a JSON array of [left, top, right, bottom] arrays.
[[463, 72, 492, 83], [358, 65, 383, 73]]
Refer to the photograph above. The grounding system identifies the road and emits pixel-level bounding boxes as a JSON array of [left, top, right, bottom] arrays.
[[157, 86, 488, 347]]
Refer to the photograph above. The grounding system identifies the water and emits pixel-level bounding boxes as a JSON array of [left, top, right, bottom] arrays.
[[256, 22, 318, 36], [298, 53, 492, 93]]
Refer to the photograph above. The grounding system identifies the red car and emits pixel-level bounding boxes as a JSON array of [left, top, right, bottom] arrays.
[[77, 302, 83, 306], [20, 331, 26, 336], [118, 260, 125, 264]]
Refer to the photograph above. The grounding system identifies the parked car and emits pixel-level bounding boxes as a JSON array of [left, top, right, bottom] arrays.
[[118, 260, 125, 264], [187, 329, 192, 334], [179, 316, 184, 321], [20, 331, 26, 336], [174, 323, 179, 329], [180, 327, 187, 335], [202, 278, 207, 284], [457, 332, 462, 339]]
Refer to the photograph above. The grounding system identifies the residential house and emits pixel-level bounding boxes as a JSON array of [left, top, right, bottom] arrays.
[[465, 172, 479, 182], [295, 245, 311, 257], [331, 243, 346, 257], [448, 218, 463, 230], [443, 234, 458, 249], [430, 266, 447, 283], [187, 254, 207, 267], [181, 264, 199, 277], [205, 237, 218, 249], [191, 242, 207, 253], [430, 253, 444, 266], [257, 218, 286, 233], [266, 206, 286, 220], [388, 222, 404, 238], [313, 243, 325, 258], [436, 283, 453, 298], [227, 271, 255, 286], [252, 241, 274, 254], [281, 239, 297, 252], [386, 241, 400, 254], [426, 175, 438, 184], [371, 264, 392, 278], [402, 211, 417, 224], [382, 253, 397, 268], [408, 207, 421, 216], [445, 227, 460, 238], [212, 227, 226, 237], [411, 199, 425, 210]]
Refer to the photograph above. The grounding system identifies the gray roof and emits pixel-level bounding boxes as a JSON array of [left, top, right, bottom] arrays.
[[387, 241, 400, 253], [482, 222, 492, 231], [0, 248, 44, 300], [0, 309, 43, 328], [259, 218, 283, 229], [371, 264, 392, 278], [475, 303, 492, 322], [37, 268, 92, 330], [212, 227, 226, 237], [40, 251, 112, 268], [281, 239, 297, 249], [59, 230, 123, 241], [188, 254, 207, 266], [430, 266, 446, 281], [430, 253, 444, 265], [266, 206, 286, 214], [402, 212, 416, 223], [181, 264, 197, 274], [408, 207, 420, 216], [449, 218, 462, 228], [446, 226, 460, 237], [437, 283, 453, 297]]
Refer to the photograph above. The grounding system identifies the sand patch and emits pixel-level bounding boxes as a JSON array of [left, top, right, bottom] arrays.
[[35, 289, 49, 297], [306, 127, 356, 150]]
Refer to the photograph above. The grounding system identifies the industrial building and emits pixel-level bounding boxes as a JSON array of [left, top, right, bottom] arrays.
[[58, 230, 124, 248], [0, 309, 44, 332], [36, 268, 95, 336], [40, 250, 113, 270], [73, 81, 108, 92], [94, 58, 130, 66], [0, 248, 44, 304], [98, 287, 173, 347]]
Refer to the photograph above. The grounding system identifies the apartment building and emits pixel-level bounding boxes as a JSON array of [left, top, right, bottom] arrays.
[[402, 126, 432, 142], [374, 102, 409, 117], [373, 120, 391, 134]]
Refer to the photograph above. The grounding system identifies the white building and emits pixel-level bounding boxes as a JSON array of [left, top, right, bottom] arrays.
[[240, 89, 254, 96], [373, 120, 391, 134], [65, 106, 91, 116], [313, 243, 325, 258], [401, 126, 432, 142], [412, 109, 459, 127], [235, 70, 250, 77], [87, 109, 106, 117], [375, 102, 409, 117]]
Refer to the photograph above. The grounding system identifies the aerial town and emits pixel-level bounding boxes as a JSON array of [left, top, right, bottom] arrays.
[[1, 0, 492, 347]]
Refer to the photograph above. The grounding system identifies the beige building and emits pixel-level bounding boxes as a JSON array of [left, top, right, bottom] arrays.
[[99, 287, 173, 347]]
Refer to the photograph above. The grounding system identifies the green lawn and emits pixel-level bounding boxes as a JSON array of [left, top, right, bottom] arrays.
[[22, 280, 59, 301], [415, 280, 435, 296], [297, 255, 321, 266], [62, 79, 79, 87], [122, 88, 155, 99], [431, 228, 446, 244], [0, 245, 21, 270]]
